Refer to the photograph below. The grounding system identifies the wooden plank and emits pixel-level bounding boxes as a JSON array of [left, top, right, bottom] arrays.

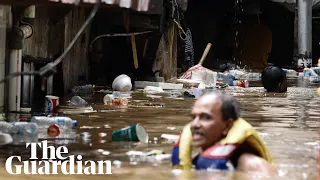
[[171, 25, 177, 78], [62, 7, 90, 92], [22, 7, 50, 58], [153, 24, 178, 81]]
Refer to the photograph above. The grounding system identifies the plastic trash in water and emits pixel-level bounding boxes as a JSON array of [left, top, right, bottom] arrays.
[[70, 96, 89, 107], [283, 69, 297, 77], [0, 121, 38, 136], [194, 88, 203, 98], [229, 80, 249, 88], [47, 124, 61, 137], [80, 132, 92, 144], [44, 95, 59, 113], [0, 121, 15, 134], [40, 124, 77, 139], [0, 132, 13, 145], [10, 122, 38, 144], [112, 124, 148, 143], [146, 94, 162, 99], [217, 73, 235, 84], [113, 160, 122, 168], [303, 67, 320, 83], [98, 132, 107, 138], [228, 69, 245, 79], [143, 86, 164, 94], [126, 150, 171, 164], [239, 73, 261, 81], [103, 94, 128, 106], [112, 74, 132, 92], [309, 76, 320, 84], [303, 68, 318, 77], [161, 134, 179, 143], [30, 116, 77, 129], [11, 122, 38, 134]]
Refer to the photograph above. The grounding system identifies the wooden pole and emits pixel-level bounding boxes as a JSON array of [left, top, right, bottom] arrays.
[[131, 33, 139, 69]]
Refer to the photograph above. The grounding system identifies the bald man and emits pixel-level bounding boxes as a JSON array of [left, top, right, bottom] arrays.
[[172, 92, 277, 175]]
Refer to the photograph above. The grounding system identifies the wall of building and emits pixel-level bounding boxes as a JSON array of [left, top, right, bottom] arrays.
[[185, 0, 294, 71], [0, 5, 11, 113], [21, 6, 90, 96]]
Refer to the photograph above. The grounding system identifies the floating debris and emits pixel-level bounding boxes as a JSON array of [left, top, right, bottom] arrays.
[[98, 132, 107, 137], [104, 124, 112, 129], [130, 103, 165, 108], [167, 127, 176, 131], [102, 151, 110, 156], [97, 149, 104, 153], [80, 126, 101, 129], [113, 160, 122, 168], [146, 95, 162, 99]]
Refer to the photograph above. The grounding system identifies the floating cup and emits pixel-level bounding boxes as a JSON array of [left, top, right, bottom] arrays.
[[44, 95, 59, 113], [112, 74, 132, 92], [112, 124, 148, 143]]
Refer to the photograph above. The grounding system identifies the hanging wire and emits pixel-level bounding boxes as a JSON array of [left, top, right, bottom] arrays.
[[0, 0, 102, 85], [172, 0, 187, 40]]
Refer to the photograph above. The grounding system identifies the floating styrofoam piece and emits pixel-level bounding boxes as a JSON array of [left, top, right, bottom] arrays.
[[135, 81, 183, 90]]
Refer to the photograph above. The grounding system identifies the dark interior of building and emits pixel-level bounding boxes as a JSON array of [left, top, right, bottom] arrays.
[[86, 0, 317, 86], [312, 9, 320, 62], [186, 0, 294, 70], [88, 8, 162, 86]]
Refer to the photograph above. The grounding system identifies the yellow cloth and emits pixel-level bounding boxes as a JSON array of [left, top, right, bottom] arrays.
[[176, 118, 276, 170]]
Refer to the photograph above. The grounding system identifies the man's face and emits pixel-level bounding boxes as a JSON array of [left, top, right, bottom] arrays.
[[190, 96, 232, 150]]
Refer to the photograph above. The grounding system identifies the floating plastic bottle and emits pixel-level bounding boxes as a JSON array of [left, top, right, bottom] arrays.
[[30, 116, 77, 129], [283, 69, 297, 77], [70, 96, 89, 107], [11, 122, 38, 144], [38, 124, 77, 139], [0, 121, 14, 133], [229, 80, 249, 88], [303, 68, 318, 77], [217, 73, 235, 84], [0, 122, 39, 144], [0, 132, 13, 145]]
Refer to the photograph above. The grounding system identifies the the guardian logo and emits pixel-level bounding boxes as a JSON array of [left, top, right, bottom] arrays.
[[5, 141, 112, 175]]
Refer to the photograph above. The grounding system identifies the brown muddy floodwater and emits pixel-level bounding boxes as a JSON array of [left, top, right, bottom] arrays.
[[0, 78, 319, 180]]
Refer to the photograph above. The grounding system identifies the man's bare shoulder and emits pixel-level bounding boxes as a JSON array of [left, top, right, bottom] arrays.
[[237, 153, 278, 176]]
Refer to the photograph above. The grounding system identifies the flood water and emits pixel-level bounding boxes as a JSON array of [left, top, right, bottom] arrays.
[[0, 78, 319, 180]]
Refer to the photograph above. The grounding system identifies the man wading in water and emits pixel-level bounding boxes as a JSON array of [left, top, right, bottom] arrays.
[[261, 66, 287, 93], [171, 92, 277, 175]]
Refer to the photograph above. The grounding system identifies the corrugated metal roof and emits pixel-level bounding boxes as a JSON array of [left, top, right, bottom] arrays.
[[49, 0, 153, 11]]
